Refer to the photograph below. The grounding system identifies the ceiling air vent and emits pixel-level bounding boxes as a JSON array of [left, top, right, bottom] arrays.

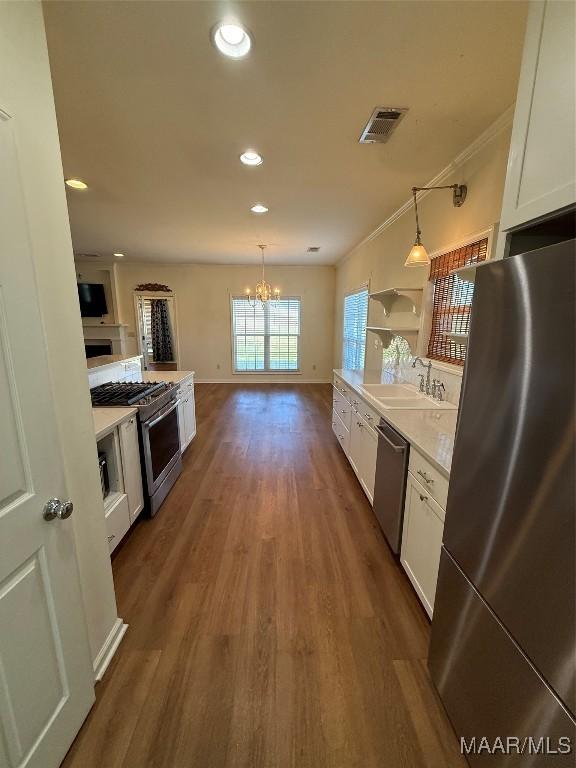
[[359, 107, 408, 144], [307, 246, 321, 253]]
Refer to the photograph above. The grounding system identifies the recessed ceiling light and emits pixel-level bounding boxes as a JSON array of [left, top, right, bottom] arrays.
[[65, 178, 88, 190], [250, 203, 268, 214], [240, 150, 263, 166], [212, 22, 252, 59], [113, 252, 125, 258]]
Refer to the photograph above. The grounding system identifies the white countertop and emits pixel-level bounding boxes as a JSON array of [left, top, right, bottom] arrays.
[[142, 370, 195, 385], [87, 354, 142, 371], [93, 407, 138, 440], [333, 369, 457, 476]]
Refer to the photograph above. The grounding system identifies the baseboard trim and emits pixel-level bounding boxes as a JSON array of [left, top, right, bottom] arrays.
[[93, 618, 128, 682], [195, 378, 331, 384]]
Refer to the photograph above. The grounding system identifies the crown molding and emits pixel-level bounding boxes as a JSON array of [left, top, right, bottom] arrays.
[[338, 105, 515, 266]]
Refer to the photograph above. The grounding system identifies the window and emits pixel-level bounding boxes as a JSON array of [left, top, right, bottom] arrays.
[[342, 287, 369, 369], [232, 297, 300, 372], [427, 237, 488, 365]]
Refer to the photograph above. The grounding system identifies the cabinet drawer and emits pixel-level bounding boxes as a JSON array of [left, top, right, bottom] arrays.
[[408, 448, 449, 511], [401, 474, 445, 617], [177, 379, 194, 398], [333, 376, 352, 402], [332, 408, 350, 455], [332, 387, 352, 429], [104, 493, 130, 554], [355, 398, 379, 430]]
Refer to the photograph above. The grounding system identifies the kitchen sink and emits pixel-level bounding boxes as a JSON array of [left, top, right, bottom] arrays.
[[362, 384, 415, 397], [377, 396, 456, 410]]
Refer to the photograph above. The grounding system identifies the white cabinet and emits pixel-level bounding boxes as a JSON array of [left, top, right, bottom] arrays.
[[119, 415, 144, 523], [401, 472, 445, 618], [104, 493, 130, 554], [500, 0, 575, 231], [333, 375, 378, 506], [359, 420, 378, 504], [348, 412, 363, 476], [177, 376, 196, 452], [332, 409, 350, 455], [348, 410, 378, 505], [97, 410, 145, 554]]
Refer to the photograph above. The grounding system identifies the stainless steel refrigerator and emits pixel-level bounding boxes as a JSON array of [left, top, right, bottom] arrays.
[[429, 240, 576, 765]]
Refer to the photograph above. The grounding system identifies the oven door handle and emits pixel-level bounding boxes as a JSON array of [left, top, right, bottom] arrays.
[[144, 399, 180, 429]]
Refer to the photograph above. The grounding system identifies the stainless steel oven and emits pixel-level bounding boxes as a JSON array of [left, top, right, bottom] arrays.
[[140, 397, 182, 516]]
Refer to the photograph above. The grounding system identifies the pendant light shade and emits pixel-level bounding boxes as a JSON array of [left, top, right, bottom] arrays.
[[404, 183, 467, 268], [405, 240, 430, 267]]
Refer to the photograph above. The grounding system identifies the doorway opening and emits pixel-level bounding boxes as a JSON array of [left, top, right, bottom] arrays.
[[134, 293, 179, 371]]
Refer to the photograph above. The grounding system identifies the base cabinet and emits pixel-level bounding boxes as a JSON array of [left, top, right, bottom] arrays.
[[177, 377, 196, 452], [401, 472, 445, 618], [97, 411, 145, 555], [119, 415, 144, 523], [359, 420, 378, 503], [333, 380, 378, 506], [104, 493, 130, 554], [332, 408, 350, 455]]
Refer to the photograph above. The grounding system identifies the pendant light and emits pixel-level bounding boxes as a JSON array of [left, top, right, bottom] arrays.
[[246, 245, 280, 307], [405, 184, 467, 267]]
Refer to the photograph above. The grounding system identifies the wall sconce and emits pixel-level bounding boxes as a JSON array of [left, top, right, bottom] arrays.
[[405, 184, 467, 267]]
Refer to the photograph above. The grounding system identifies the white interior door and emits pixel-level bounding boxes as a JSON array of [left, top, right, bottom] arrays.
[[0, 113, 94, 766]]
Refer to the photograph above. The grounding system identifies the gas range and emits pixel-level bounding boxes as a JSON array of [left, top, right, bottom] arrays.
[[90, 381, 177, 421], [91, 380, 182, 516]]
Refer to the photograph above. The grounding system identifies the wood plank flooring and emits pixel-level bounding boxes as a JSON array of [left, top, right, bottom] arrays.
[[63, 384, 465, 768]]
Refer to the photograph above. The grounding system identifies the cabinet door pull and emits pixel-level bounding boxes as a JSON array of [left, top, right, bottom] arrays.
[[417, 469, 434, 485], [107, 534, 115, 542], [364, 413, 373, 421], [419, 494, 428, 503]]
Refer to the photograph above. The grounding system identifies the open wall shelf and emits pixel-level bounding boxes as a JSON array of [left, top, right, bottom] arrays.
[[369, 287, 423, 317], [367, 325, 420, 334], [367, 324, 420, 351]]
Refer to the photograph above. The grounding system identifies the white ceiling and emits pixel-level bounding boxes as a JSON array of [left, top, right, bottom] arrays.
[[44, 0, 528, 266]]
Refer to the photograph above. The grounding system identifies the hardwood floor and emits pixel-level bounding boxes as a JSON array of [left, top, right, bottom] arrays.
[[63, 384, 465, 768]]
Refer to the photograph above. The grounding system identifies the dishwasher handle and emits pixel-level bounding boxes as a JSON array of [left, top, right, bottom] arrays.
[[375, 422, 408, 453]]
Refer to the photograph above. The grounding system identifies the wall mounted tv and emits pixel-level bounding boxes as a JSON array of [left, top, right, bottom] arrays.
[[77, 282, 108, 317]]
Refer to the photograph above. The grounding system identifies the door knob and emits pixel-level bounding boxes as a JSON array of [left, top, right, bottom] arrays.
[[43, 498, 74, 521]]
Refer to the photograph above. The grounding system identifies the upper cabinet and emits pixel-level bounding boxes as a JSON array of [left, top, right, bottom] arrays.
[[499, 0, 575, 232]]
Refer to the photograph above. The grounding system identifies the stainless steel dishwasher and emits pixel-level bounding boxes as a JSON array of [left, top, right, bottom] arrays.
[[372, 418, 410, 554]]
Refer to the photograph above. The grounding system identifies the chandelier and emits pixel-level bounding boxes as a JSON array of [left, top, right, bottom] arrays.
[[246, 244, 280, 307]]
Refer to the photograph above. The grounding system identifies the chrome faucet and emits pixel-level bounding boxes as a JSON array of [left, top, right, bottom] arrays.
[[412, 357, 432, 395], [431, 379, 446, 401]]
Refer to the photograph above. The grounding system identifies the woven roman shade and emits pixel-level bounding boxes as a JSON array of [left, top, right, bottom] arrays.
[[427, 237, 488, 365]]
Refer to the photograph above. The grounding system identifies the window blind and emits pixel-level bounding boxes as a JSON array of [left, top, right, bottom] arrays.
[[342, 288, 368, 370], [427, 237, 488, 365], [232, 297, 300, 372]]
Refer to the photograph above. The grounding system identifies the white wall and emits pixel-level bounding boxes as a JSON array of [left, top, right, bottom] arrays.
[[334, 114, 514, 398], [1, 1, 119, 668], [116, 263, 335, 382]]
